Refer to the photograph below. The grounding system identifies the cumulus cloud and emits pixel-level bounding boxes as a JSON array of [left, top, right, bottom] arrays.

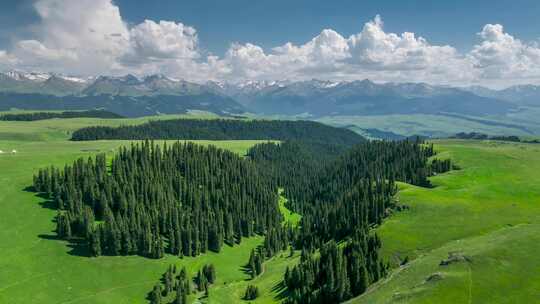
[[2, 1, 540, 87], [12, 0, 129, 74], [125, 20, 199, 62], [220, 15, 474, 84], [220, 29, 352, 81], [0, 50, 18, 67], [348, 16, 456, 70], [469, 24, 540, 81]]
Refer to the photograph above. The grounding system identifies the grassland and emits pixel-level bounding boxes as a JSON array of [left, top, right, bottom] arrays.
[[1, 114, 540, 303], [350, 140, 540, 303], [0, 139, 280, 304], [317, 112, 540, 138], [0, 115, 296, 304]]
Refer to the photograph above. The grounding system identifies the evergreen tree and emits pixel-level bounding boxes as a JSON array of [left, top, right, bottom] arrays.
[[244, 285, 260, 300]]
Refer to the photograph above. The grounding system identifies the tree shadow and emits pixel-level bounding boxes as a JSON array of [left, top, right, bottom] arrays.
[[271, 280, 289, 300], [25, 185, 92, 257], [37, 233, 60, 241], [65, 237, 91, 257], [38, 200, 57, 210], [22, 185, 36, 193], [37, 233, 91, 257], [23, 186, 57, 210], [240, 264, 253, 281]]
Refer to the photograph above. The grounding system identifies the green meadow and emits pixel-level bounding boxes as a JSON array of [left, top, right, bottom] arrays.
[[0, 116, 295, 304], [350, 140, 540, 303], [1, 115, 540, 303], [317, 112, 540, 138]]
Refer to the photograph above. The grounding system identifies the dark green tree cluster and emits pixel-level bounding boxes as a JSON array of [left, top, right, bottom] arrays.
[[249, 139, 438, 248], [284, 232, 387, 304], [70, 118, 365, 145], [430, 158, 454, 174], [195, 264, 216, 295], [452, 132, 540, 143], [244, 285, 260, 300], [0, 109, 123, 121], [247, 138, 448, 302], [149, 265, 192, 304], [33, 140, 282, 258], [248, 248, 264, 278], [247, 141, 348, 205]]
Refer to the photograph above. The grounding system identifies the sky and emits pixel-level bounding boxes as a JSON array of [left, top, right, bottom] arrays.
[[1, 0, 540, 88]]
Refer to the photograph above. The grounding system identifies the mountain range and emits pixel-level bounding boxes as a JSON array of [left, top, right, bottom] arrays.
[[0, 70, 539, 118]]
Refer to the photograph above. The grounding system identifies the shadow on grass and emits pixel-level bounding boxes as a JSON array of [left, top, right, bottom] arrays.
[[240, 264, 254, 281], [38, 200, 57, 210], [271, 280, 290, 301], [25, 185, 90, 257], [23, 186, 57, 210], [37, 233, 91, 257]]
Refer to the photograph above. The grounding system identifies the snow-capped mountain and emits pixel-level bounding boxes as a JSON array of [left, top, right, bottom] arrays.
[[0, 71, 245, 116], [0, 71, 92, 95], [244, 79, 517, 116], [206, 79, 292, 105], [0, 70, 536, 117], [3, 71, 51, 82]]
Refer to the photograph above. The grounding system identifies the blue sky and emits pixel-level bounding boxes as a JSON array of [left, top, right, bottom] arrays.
[[3, 0, 539, 55], [1, 0, 540, 87], [116, 0, 540, 55]]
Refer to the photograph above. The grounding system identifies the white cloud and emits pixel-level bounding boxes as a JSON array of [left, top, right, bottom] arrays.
[[469, 24, 540, 82], [15, 39, 77, 62], [219, 16, 474, 84], [220, 29, 351, 81], [2, 1, 540, 87], [0, 50, 18, 68], [347, 15, 459, 71], [125, 20, 199, 61], [2, 0, 129, 74]]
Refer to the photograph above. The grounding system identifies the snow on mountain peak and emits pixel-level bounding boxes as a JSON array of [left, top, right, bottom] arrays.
[[3, 70, 51, 82]]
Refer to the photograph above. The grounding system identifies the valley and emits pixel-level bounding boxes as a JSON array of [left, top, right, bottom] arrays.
[[0, 116, 539, 303], [2, 2, 540, 303], [2, 72, 540, 139]]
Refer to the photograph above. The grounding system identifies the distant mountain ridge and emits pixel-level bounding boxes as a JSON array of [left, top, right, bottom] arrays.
[[0, 70, 538, 117], [463, 85, 540, 106], [221, 79, 518, 117], [0, 71, 244, 117]]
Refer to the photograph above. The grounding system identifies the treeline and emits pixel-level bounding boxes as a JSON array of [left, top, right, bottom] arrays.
[[247, 140, 349, 201], [30, 116, 455, 303], [295, 140, 437, 246], [148, 263, 216, 304], [33, 140, 282, 258], [70, 119, 365, 146], [452, 132, 540, 144], [249, 140, 440, 242], [284, 235, 386, 304], [0, 109, 123, 121], [246, 138, 453, 303]]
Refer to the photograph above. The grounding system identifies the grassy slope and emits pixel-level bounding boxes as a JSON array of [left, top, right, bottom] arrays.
[[317, 112, 540, 138], [0, 116, 286, 304], [0, 139, 273, 304], [3, 115, 540, 303], [350, 140, 540, 303], [206, 190, 302, 303], [278, 189, 301, 228], [0, 111, 221, 142]]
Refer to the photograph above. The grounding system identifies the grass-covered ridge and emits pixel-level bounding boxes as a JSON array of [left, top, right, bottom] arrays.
[[0, 139, 280, 303], [350, 140, 540, 303], [1, 113, 539, 303]]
